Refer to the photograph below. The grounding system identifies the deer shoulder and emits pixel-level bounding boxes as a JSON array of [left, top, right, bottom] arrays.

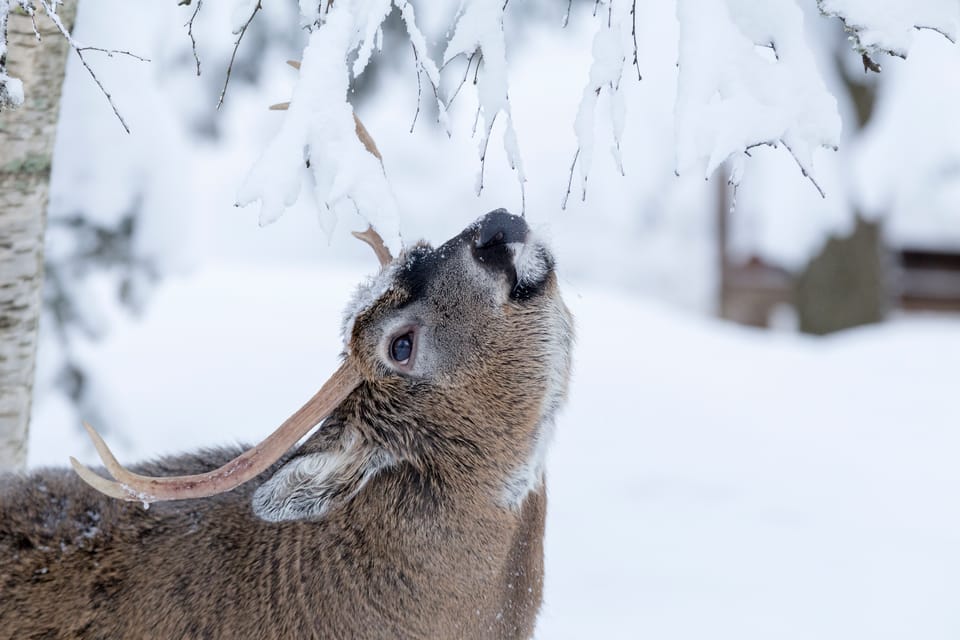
[[0, 210, 573, 640]]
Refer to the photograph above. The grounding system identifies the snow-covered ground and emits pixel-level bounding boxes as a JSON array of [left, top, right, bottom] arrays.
[[28, 265, 960, 639]]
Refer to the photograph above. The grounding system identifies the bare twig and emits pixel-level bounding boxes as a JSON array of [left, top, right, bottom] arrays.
[[476, 112, 499, 196], [218, 0, 261, 110], [473, 51, 482, 85], [185, 0, 203, 76], [409, 42, 423, 133], [562, 0, 573, 28], [446, 51, 478, 108], [631, 0, 641, 80], [915, 24, 956, 43], [398, 3, 446, 131], [472, 104, 482, 137], [74, 50, 130, 133], [561, 148, 580, 210], [36, 0, 145, 133], [745, 139, 827, 198], [780, 139, 826, 198], [75, 46, 150, 62]]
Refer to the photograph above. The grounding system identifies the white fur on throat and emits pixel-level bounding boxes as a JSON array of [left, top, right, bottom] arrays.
[[501, 296, 574, 508], [253, 433, 393, 522]]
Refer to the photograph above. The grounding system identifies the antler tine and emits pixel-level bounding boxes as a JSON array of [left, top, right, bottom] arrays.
[[352, 226, 394, 267], [72, 362, 362, 504]]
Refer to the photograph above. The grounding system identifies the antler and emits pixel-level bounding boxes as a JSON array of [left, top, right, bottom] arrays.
[[351, 226, 393, 267], [71, 362, 361, 503]]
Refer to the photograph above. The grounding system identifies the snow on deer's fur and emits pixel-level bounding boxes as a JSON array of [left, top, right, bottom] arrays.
[[0, 209, 574, 639]]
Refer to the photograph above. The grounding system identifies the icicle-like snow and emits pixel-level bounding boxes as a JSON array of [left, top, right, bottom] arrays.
[[572, 1, 633, 202], [443, 0, 526, 205]]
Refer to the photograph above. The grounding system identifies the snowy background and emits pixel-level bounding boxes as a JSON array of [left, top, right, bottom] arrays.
[[22, 1, 960, 638]]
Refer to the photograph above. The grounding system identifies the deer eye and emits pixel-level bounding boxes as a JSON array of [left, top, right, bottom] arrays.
[[390, 332, 414, 364]]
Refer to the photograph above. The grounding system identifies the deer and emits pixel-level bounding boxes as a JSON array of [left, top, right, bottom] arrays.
[[0, 207, 574, 639]]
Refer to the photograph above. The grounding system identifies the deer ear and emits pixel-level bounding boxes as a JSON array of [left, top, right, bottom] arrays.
[[252, 439, 392, 523]]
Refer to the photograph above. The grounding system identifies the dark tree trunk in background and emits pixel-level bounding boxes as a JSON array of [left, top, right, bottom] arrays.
[[793, 50, 885, 336], [795, 216, 886, 335], [0, 1, 77, 471]]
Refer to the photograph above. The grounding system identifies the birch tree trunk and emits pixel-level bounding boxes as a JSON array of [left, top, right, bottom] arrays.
[[0, 1, 77, 471]]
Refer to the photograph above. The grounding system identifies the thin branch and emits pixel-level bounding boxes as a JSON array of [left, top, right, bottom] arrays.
[[781, 139, 826, 199], [744, 139, 826, 198], [472, 52, 482, 85], [438, 51, 465, 73], [75, 46, 150, 62], [915, 24, 956, 43], [476, 112, 499, 196], [446, 51, 478, 108], [561, 148, 580, 210], [398, 2, 446, 130], [471, 104, 482, 137], [409, 42, 422, 133], [630, 0, 641, 80], [36, 0, 144, 133], [185, 0, 203, 76], [218, 0, 261, 110], [74, 49, 130, 133]]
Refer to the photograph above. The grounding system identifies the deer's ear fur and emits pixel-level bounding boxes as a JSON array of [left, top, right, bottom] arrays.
[[252, 436, 393, 523]]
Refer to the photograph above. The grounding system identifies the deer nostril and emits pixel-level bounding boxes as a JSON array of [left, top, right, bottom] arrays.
[[475, 209, 528, 249]]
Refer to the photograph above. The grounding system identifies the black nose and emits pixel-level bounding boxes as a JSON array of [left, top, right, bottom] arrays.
[[475, 209, 528, 249]]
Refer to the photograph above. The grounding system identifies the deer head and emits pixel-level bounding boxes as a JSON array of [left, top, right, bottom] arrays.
[[71, 209, 572, 517]]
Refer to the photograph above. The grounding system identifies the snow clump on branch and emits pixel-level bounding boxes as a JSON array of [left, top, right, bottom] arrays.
[[674, 0, 842, 196], [818, 0, 959, 62]]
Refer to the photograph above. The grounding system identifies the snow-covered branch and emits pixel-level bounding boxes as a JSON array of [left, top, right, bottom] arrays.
[[818, 0, 960, 65], [443, 0, 525, 208], [8, 0, 960, 246], [674, 0, 841, 196], [236, 0, 403, 249], [564, 0, 633, 209]]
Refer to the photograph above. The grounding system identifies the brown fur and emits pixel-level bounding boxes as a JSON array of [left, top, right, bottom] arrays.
[[0, 211, 572, 639]]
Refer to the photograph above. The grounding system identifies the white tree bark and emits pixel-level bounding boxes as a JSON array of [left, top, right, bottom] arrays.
[[0, 1, 76, 472]]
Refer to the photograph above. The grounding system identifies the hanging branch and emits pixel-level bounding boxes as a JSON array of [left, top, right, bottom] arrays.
[[446, 51, 479, 108], [631, 0, 641, 80], [184, 0, 203, 76], [217, 0, 261, 110]]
